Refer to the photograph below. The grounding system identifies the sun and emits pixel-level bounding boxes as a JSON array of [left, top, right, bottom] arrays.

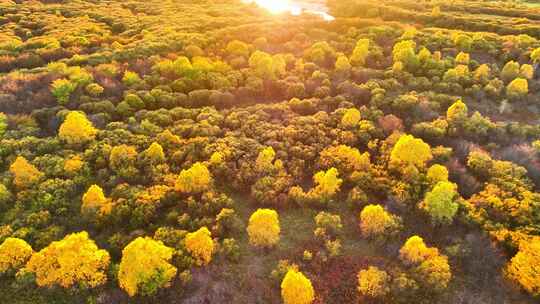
[[245, 0, 301, 15]]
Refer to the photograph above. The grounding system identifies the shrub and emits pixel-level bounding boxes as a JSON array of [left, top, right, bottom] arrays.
[[50, 78, 76, 104], [85, 83, 104, 96]]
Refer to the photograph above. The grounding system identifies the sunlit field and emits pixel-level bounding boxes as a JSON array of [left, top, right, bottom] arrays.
[[0, 0, 540, 303]]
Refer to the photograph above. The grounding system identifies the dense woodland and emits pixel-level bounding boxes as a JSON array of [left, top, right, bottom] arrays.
[[0, 0, 540, 303]]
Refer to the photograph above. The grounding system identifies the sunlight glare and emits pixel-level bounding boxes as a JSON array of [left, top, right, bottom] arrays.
[[244, 0, 300, 15]]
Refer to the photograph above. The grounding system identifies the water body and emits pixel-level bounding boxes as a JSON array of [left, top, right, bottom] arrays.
[[242, 0, 335, 21]]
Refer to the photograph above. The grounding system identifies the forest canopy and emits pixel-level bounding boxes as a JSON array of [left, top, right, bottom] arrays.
[[0, 0, 539, 303]]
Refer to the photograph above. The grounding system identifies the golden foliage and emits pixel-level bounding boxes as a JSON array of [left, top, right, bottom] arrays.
[[359, 204, 401, 239], [446, 99, 468, 123], [399, 235, 451, 291], [335, 55, 351, 73], [350, 39, 370, 66], [357, 266, 390, 298], [532, 47, 540, 63], [390, 134, 432, 168], [319, 145, 371, 177], [312, 167, 342, 199], [58, 111, 97, 145], [25, 231, 110, 288], [520, 64, 534, 79], [255, 146, 276, 174], [64, 155, 84, 174], [247, 208, 280, 248], [9, 156, 43, 189], [399, 235, 438, 265], [143, 142, 165, 163], [81, 184, 111, 216], [506, 238, 540, 296], [0, 237, 33, 274], [341, 108, 361, 128], [507, 78, 529, 99], [281, 269, 315, 304], [118, 237, 177, 297], [174, 162, 212, 194], [455, 52, 470, 65], [109, 144, 138, 170], [473, 64, 491, 83], [426, 164, 449, 183], [185, 227, 214, 266]]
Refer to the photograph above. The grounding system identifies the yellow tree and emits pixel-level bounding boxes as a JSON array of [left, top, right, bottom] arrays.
[[311, 167, 342, 202], [341, 108, 361, 128], [142, 142, 165, 164], [359, 204, 401, 240], [64, 155, 84, 175], [426, 164, 449, 183], [81, 184, 112, 216], [247, 208, 280, 248], [118, 237, 177, 297], [473, 64, 491, 83], [520, 64, 534, 79], [281, 269, 315, 304], [455, 52, 470, 65], [399, 235, 437, 265], [399, 235, 451, 291], [109, 144, 138, 172], [226, 40, 250, 57], [184, 227, 214, 266], [335, 55, 351, 74], [390, 134, 432, 168], [392, 40, 418, 71], [350, 39, 370, 66], [9, 156, 43, 189], [357, 266, 390, 298], [506, 238, 540, 296], [531, 47, 540, 63], [0, 237, 33, 274], [506, 78, 529, 100], [25, 231, 110, 288], [255, 146, 276, 174], [58, 111, 97, 145], [500, 61, 520, 82], [175, 162, 212, 194], [446, 99, 468, 124], [318, 145, 371, 178]]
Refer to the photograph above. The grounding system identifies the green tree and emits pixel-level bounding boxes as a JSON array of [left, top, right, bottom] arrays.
[[420, 181, 459, 225]]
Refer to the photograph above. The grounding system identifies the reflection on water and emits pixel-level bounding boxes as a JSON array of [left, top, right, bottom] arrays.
[[242, 0, 335, 21]]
